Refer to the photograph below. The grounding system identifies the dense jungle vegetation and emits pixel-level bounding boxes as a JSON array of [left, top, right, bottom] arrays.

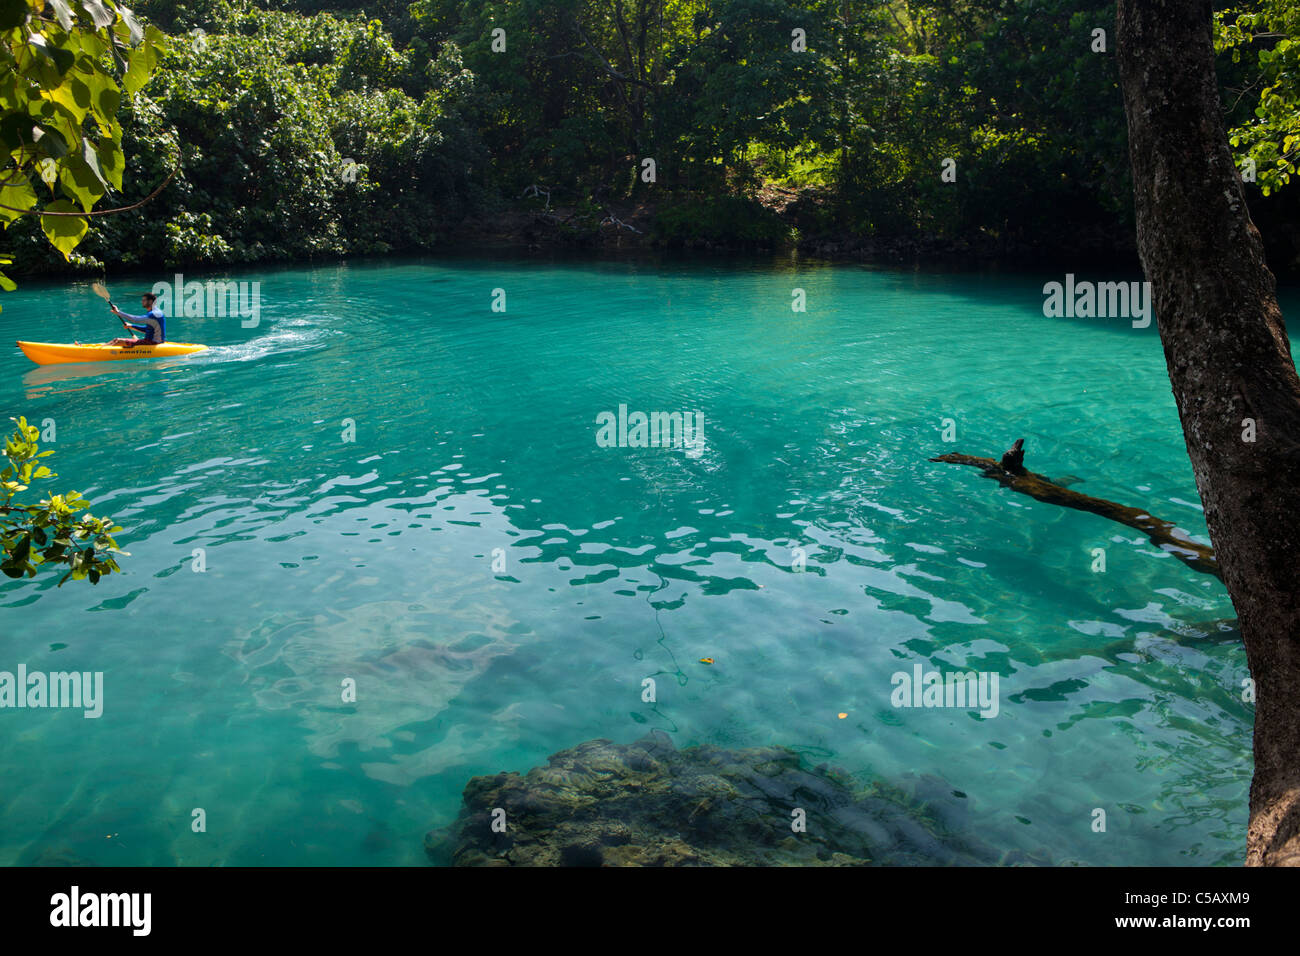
[[4, 0, 1299, 274]]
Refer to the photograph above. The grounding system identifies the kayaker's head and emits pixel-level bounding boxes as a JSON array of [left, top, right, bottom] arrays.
[[141, 292, 157, 310]]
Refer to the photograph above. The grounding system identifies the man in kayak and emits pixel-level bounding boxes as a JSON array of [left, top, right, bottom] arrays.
[[107, 292, 165, 346]]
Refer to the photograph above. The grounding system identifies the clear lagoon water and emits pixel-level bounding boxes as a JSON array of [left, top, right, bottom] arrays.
[[2, 254, 1292, 866]]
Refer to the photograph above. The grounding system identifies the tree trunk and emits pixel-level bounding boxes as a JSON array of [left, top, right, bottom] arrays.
[[1117, 0, 1300, 865]]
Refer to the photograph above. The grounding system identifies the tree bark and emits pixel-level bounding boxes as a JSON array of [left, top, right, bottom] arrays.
[[1117, 0, 1300, 865]]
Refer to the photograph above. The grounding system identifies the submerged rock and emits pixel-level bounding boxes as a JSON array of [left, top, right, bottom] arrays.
[[430, 732, 1007, 866]]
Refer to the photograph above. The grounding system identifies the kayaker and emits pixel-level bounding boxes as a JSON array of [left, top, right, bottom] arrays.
[[107, 293, 165, 346]]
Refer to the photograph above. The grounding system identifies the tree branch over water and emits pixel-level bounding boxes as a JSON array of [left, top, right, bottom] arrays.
[[930, 439, 1220, 579]]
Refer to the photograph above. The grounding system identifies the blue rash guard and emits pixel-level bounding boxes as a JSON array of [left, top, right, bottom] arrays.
[[119, 307, 165, 344]]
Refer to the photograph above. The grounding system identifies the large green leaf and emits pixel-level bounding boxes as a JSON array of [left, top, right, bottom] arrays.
[[122, 29, 165, 95], [79, 136, 106, 184], [39, 199, 88, 257], [116, 4, 143, 44], [0, 174, 37, 225], [57, 152, 105, 212], [89, 74, 121, 127], [123, 47, 151, 95], [31, 122, 70, 159], [94, 137, 123, 189]]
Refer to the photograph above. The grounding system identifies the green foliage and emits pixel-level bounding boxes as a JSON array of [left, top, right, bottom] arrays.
[[0, 0, 165, 300], [1, 417, 127, 586], [336, 17, 408, 92], [1217, 1, 1300, 195], [1, 0, 1297, 271], [655, 0, 835, 191], [7, 0, 486, 268]]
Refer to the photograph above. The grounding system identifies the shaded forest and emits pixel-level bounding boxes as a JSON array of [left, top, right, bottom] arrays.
[[5, 0, 1299, 274]]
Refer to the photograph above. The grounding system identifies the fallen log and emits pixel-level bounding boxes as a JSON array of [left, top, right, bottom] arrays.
[[931, 438, 1220, 579]]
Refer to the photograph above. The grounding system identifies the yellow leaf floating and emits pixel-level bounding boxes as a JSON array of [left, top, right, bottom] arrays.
[[699, 658, 714, 665]]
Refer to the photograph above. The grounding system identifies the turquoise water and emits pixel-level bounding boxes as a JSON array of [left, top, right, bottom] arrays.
[[1, 255, 1290, 866]]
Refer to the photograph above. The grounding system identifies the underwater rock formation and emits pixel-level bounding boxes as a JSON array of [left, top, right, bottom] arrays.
[[428, 732, 1021, 866]]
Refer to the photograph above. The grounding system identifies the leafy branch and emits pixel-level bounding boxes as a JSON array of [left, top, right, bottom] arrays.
[[0, 416, 128, 586]]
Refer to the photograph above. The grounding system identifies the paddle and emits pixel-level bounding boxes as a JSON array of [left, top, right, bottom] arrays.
[[91, 281, 114, 311], [92, 281, 133, 336]]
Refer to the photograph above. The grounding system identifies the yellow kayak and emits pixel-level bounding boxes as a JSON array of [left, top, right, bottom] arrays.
[[16, 341, 209, 366]]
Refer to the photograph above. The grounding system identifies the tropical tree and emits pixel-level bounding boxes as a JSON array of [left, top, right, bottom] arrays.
[[1117, 0, 1300, 866]]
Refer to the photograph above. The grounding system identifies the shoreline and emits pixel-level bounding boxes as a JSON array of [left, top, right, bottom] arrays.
[[7, 206, 1296, 283]]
